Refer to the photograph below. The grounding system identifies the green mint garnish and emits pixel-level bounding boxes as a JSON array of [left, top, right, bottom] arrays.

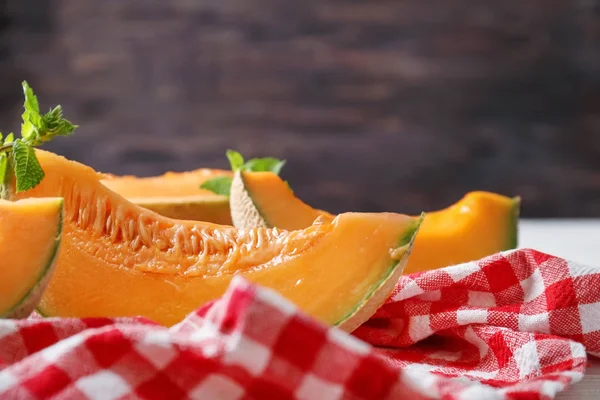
[[200, 149, 287, 196], [0, 154, 7, 187], [226, 149, 244, 172], [200, 176, 233, 197], [11, 139, 45, 192], [0, 81, 77, 194], [242, 157, 286, 174]]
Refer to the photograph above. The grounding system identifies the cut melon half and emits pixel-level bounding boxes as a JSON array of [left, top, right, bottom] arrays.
[[101, 168, 232, 224], [230, 170, 520, 274], [12, 150, 422, 330], [0, 197, 63, 319]]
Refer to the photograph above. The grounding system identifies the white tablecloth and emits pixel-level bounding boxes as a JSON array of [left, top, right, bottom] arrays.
[[519, 220, 600, 399], [519, 219, 599, 267]]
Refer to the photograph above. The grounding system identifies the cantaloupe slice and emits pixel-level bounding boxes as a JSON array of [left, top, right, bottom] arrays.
[[0, 197, 63, 319], [402, 191, 519, 273], [231, 170, 333, 230], [231, 170, 520, 274], [101, 169, 232, 224], [12, 150, 422, 330]]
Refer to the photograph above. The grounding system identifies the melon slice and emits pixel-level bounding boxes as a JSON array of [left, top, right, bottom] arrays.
[[231, 170, 332, 230], [12, 150, 422, 330], [0, 197, 63, 319], [230, 170, 520, 274], [404, 191, 519, 273], [101, 169, 232, 224]]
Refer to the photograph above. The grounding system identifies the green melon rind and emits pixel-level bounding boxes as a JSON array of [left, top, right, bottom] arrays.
[[506, 196, 521, 250], [1, 198, 63, 319], [35, 308, 48, 317], [335, 213, 424, 332]]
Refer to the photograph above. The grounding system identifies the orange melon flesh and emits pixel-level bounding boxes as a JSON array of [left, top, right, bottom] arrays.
[[101, 169, 232, 224], [14, 150, 421, 329], [407, 191, 519, 273], [231, 171, 520, 274], [101, 168, 232, 197], [0, 197, 63, 318]]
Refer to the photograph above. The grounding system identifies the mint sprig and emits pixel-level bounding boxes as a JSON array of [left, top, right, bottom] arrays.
[[0, 81, 77, 194], [200, 150, 287, 196]]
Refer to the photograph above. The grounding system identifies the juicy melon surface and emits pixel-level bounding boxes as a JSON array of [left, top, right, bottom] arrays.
[[15, 150, 420, 328], [0, 197, 62, 317]]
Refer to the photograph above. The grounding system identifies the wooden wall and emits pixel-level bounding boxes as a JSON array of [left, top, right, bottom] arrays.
[[0, 0, 599, 217]]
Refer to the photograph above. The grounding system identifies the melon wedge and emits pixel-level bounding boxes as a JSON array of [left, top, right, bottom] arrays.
[[231, 169, 332, 230], [230, 170, 520, 274], [404, 191, 519, 273], [12, 150, 422, 330], [0, 197, 63, 319], [101, 169, 232, 224]]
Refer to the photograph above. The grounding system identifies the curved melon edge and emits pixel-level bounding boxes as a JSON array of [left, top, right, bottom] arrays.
[[2, 199, 63, 319], [335, 213, 424, 333]]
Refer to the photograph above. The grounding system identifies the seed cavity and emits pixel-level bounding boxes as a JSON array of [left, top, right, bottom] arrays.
[[61, 180, 330, 276]]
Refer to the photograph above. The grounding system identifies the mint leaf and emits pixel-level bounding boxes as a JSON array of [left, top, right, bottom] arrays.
[[22, 81, 40, 115], [0, 154, 8, 186], [200, 176, 233, 196], [41, 105, 76, 139], [226, 150, 244, 172], [21, 81, 42, 141], [0, 155, 9, 199], [242, 157, 286, 174], [21, 118, 38, 141], [4, 133, 14, 144], [11, 139, 45, 192]]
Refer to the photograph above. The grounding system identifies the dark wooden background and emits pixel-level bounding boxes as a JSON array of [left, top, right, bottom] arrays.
[[0, 0, 599, 217]]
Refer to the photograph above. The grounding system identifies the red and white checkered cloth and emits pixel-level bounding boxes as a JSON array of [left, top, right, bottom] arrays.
[[0, 248, 598, 399]]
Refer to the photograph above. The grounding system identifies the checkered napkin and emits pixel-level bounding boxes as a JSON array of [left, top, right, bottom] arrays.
[[0, 249, 597, 399]]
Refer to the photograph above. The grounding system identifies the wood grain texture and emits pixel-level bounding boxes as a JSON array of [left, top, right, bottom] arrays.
[[557, 359, 600, 399], [0, 0, 599, 217]]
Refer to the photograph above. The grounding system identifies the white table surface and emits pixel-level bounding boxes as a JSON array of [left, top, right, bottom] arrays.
[[519, 219, 599, 399]]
